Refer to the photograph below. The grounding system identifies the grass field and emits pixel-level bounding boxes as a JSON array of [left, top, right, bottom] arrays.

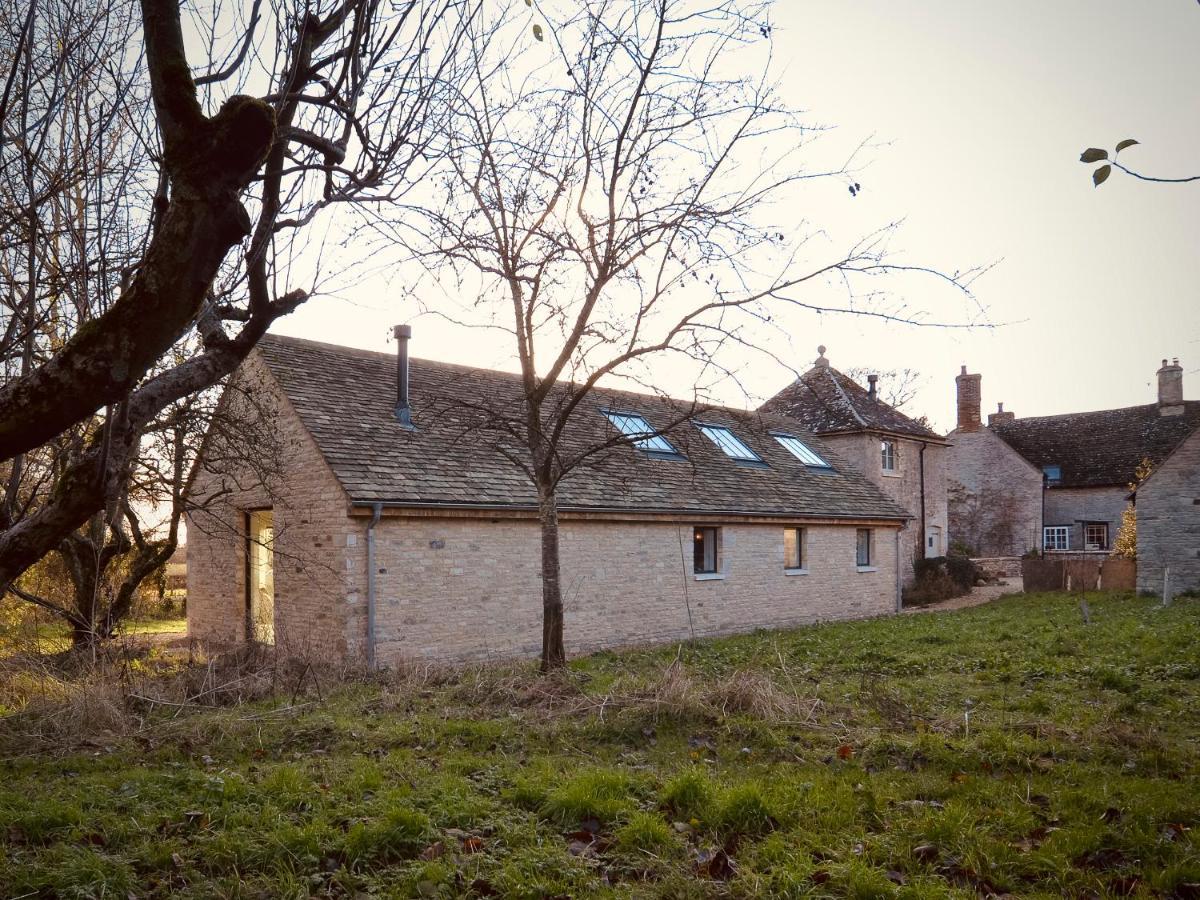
[[2, 592, 1198, 898]]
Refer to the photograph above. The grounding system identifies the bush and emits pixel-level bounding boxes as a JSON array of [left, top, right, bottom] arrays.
[[905, 554, 979, 606], [945, 554, 980, 590]]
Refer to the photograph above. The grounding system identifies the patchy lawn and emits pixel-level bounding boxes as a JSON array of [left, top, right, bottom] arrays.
[[0, 617, 187, 658], [2, 592, 1198, 898]]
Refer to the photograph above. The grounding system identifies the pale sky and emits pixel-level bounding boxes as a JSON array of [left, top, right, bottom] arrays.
[[273, 0, 1200, 433]]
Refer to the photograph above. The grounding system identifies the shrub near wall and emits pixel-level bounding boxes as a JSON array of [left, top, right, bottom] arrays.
[[905, 554, 980, 606]]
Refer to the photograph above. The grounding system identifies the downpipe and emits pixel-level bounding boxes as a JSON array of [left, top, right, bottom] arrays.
[[366, 502, 382, 670]]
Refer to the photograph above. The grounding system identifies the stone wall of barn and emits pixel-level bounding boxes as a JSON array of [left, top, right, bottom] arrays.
[[819, 432, 947, 585], [368, 516, 901, 664], [946, 427, 1044, 557], [1137, 427, 1200, 597], [1042, 486, 1129, 552], [186, 352, 363, 659]]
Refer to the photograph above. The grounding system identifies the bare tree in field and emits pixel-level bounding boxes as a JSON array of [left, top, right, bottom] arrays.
[[407, 0, 981, 670], [0, 0, 471, 610]]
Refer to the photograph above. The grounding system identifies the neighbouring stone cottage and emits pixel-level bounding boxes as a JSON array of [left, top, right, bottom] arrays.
[[759, 347, 949, 585], [1135, 421, 1200, 598], [947, 358, 1200, 558], [187, 333, 911, 665]]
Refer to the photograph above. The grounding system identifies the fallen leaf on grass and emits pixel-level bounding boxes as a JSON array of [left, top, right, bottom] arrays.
[[836, 744, 854, 760], [419, 841, 445, 861]]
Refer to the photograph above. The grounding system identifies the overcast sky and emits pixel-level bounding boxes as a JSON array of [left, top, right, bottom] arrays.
[[274, 0, 1200, 433]]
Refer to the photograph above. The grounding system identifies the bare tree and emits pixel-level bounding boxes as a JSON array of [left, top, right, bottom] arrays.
[[844, 367, 926, 412], [407, 0, 980, 670], [0, 0, 470, 598]]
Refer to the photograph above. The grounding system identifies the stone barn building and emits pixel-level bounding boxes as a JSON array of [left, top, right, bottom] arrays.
[[186, 334, 911, 665], [1135, 422, 1200, 598], [759, 347, 949, 585], [947, 358, 1199, 558]]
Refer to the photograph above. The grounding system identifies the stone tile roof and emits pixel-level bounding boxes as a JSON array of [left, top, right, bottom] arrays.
[[254, 334, 910, 521], [990, 402, 1200, 488], [759, 359, 942, 440]]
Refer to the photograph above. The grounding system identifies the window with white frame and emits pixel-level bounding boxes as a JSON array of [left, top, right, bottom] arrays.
[[693, 527, 719, 574], [881, 440, 897, 472], [772, 433, 831, 468], [695, 423, 763, 463], [603, 411, 677, 455], [1043, 525, 1070, 551], [784, 527, 806, 570], [856, 528, 873, 567], [1084, 523, 1109, 550]]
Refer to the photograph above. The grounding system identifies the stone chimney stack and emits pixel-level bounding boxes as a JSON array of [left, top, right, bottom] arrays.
[[988, 402, 1015, 427], [867, 373, 878, 401], [393, 324, 415, 429], [1157, 357, 1184, 416], [956, 365, 982, 432]]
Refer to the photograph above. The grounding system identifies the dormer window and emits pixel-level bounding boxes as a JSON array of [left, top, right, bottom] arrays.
[[772, 433, 831, 468], [604, 411, 678, 455], [695, 423, 763, 463]]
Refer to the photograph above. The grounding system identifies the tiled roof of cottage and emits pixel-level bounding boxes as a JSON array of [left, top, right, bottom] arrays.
[[253, 334, 910, 520], [990, 403, 1200, 489], [758, 350, 942, 440]]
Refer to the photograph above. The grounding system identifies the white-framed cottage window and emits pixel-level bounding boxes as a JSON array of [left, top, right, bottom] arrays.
[[881, 440, 897, 472], [1084, 523, 1109, 550], [784, 526, 806, 572], [603, 411, 677, 455], [1043, 525, 1070, 551], [856, 528, 874, 569], [771, 433, 831, 468], [693, 526, 720, 575]]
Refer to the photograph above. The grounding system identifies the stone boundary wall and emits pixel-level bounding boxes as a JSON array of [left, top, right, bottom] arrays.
[[973, 557, 1022, 579]]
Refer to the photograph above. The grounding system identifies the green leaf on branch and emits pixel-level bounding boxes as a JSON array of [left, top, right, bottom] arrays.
[[1093, 164, 1111, 187], [1080, 148, 1108, 163], [1114, 139, 1139, 153], [532, 23, 543, 41]]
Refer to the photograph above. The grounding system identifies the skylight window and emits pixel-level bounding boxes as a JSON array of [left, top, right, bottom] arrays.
[[772, 433, 831, 468], [696, 423, 763, 462], [604, 411, 677, 454]]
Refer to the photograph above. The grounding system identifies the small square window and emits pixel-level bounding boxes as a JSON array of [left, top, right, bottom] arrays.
[[784, 527, 805, 570], [881, 440, 897, 472], [856, 528, 872, 567], [1043, 525, 1070, 551], [693, 527, 719, 574], [1042, 465, 1062, 485], [1084, 523, 1108, 550]]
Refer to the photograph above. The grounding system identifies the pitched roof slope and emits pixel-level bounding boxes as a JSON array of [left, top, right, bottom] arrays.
[[990, 402, 1200, 488], [759, 357, 941, 440], [254, 334, 909, 520]]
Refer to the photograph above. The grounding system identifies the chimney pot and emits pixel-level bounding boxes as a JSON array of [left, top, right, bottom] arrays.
[[988, 400, 1015, 427], [393, 324, 415, 429], [867, 373, 878, 400]]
